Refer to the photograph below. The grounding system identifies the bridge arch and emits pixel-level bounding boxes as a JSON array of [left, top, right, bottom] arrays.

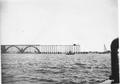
[[23, 46, 40, 53], [6, 45, 21, 53]]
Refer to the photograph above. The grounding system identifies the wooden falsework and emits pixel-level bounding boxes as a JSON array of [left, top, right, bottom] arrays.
[[1, 45, 81, 54]]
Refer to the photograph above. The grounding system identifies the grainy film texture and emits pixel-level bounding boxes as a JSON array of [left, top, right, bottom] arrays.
[[1, 0, 118, 84]]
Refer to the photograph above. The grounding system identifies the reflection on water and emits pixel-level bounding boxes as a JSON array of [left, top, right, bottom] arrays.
[[2, 54, 111, 84]]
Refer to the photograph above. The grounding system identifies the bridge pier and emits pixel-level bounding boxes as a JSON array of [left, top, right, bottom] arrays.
[[1, 45, 6, 53]]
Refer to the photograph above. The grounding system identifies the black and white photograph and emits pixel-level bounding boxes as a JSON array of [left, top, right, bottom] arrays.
[[0, 0, 119, 84]]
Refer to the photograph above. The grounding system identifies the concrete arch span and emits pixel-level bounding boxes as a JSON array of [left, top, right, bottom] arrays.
[[23, 46, 41, 53], [6, 45, 21, 53]]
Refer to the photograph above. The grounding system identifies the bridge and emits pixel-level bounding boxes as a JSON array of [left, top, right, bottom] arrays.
[[1, 45, 81, 54]]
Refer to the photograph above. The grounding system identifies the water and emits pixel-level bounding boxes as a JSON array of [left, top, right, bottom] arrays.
[[2, 54, 111, 84]]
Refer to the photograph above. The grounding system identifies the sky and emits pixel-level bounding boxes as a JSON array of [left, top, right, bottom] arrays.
[[0, 0, 118, 51]]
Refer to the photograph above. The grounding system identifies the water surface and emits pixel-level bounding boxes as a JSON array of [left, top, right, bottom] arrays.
[[2, 54, 111, 84]]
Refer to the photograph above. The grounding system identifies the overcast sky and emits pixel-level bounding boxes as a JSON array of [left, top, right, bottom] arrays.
[[0, 0, 118, 51]]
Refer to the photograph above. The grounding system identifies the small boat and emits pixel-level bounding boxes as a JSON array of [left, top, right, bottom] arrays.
[[66, 51, 75, 55]]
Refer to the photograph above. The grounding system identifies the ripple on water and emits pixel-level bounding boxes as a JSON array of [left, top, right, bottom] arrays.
[[1, 54, 111, 84]]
